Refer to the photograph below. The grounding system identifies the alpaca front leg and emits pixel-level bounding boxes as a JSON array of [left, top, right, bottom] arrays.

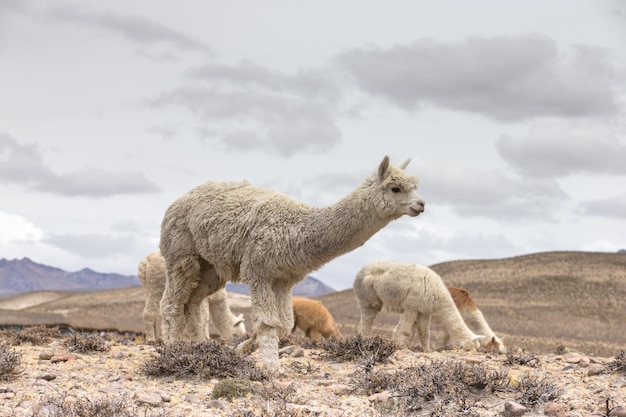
[[143, 293, 161, 342], [248, 280, 284, 369], [274, 281, 294, 339]]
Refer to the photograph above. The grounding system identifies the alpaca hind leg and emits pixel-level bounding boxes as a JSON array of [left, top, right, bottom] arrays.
[[160, 257, 201, 343], [392, 312, 416, 347], [185, 259, 223, 341], [358, 307, 379, 336], [415, 314, 432, 352], [142, 293, 161, 342]]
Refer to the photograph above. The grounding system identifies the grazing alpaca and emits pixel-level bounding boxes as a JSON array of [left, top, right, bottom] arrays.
[[291, 296, 342, 339], [137, 251, 245, 342], [353, 261, 483, 351], [159, 156, 425, 368], [446, 286, 506, 353]]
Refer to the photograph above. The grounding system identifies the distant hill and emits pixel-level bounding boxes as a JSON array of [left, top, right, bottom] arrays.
[[1, 251, 624, 357], [0, 258, 140, 299], [0, 257, 335, 300], [226, 276, 335, 297]]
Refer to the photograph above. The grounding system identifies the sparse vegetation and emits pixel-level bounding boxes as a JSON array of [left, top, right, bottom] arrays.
[[505, 351, 540, 367], [64, 332, 110, 353], [516, 374, 561, 405], [0, 340, 22, 381], [607, 350, 626, 373], [211, 378, 256, 401], [141, 340, 268, 381], [4, 325, 61, 345], [317, 334, 397, 364], [30, 394, 171, 417]]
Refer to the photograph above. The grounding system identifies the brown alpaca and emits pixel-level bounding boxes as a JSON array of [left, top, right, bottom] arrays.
[[291, 296, 342, 339], [446, 286, 506, 353]]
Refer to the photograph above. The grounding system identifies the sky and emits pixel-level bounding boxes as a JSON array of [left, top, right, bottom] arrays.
[[1, 0, 625, 291]]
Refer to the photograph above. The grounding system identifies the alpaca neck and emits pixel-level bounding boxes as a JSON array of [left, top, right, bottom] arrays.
[[304, 185, 393, 266], [435, 305, 474, 341], [463, 310, 495, 338]]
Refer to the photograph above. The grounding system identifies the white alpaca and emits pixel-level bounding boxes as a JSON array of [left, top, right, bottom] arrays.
[[159, 156, 425, 368], [353, 261, 483, 351], [291, 296, 342, 339], [137, 251, 245, 342], [446, 286, 506, 353]]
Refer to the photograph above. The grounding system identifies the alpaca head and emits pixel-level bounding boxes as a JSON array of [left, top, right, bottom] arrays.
[[480, 335, 507, 354], [370, 155, 425, 219]]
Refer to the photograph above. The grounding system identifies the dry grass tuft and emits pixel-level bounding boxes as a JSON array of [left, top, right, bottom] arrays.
[[0, 340, 23, 381], [3, 325, 61, 346], [141, 340, 268, 381], [64, 332, 111, 353], [608, 350, 626, 373], [316, 334, 397, 364]]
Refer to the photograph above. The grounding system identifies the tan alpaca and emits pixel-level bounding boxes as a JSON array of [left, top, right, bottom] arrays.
[[291, 296, 342, 339], [446, 286, 506, 353], [137, 251, 245, 342]]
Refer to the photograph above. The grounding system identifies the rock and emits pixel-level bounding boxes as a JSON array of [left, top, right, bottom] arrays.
[[135, 392, 163, 407], [587, 364, 604, 376], [504, 400, 528, 416], [38, 351, 54, 360], [36, 373, 56, 381], [544, 402, 570, 417], [609, 405, 626, 417]]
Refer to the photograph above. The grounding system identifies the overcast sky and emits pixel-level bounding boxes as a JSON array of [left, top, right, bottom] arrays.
[[1, 0, 625, 291]]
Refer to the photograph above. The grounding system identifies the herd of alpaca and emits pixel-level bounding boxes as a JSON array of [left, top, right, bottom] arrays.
[[140, 155, 506, 369]]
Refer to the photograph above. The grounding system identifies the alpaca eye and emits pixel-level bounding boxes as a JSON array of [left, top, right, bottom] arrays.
[[391, 187, 401, 193]]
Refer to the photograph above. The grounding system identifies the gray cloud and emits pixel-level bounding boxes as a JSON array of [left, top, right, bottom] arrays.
[[496, 123, 626, 177], [0, 133, 161, 197], [337, 34, 621, 121], [4, 1, 212, 58], [580, 192, 626, 219], [149, 63, 342, 157], [45, 233, 136, 258], [417, 162, 570, 221]]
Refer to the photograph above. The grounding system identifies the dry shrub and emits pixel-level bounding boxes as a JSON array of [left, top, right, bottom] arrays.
[[30, 394, 171, 417], [6, 325, 61, 345], [516, 374, 561, 405], [608, 350, 626, 373], [0, 340, 22, 381], [64, 332, 110, 353], [141, 340, 268, 381], [505, 351, 540, 367], [317, 334, 397, 364]]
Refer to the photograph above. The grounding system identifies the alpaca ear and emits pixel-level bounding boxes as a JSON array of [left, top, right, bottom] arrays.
[[398, 158, 411, 169], [377, 155, 390, 182]]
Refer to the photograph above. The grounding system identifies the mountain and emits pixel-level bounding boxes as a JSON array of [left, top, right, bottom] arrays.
[[0, 257, 334, 300], [226, 276, 335, 297], [0, 258, 140, 299]]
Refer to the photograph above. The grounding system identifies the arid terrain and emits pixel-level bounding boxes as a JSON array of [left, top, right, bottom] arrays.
[[2, 251, 624, 357], [1, 251, 625, 416]]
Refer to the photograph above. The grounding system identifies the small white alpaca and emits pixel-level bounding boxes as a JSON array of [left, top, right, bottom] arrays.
[[291, 296, 342, 339], [159, 156, 425, 368], [353, 261, 483, 351], [137, 251, 245, 342], [446, 286, 506, 353]]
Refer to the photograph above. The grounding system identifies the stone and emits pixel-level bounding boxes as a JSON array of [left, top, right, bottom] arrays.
[[544, 402, 570, 417], [504, 400, 528, 417]]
